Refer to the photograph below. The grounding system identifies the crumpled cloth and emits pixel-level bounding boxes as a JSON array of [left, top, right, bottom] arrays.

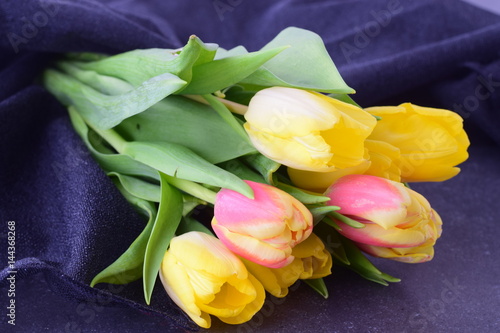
[[1, 0, 499, 331]]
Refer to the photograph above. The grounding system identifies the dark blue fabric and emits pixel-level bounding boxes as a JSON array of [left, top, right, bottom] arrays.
[[1, 0, 499, 332]]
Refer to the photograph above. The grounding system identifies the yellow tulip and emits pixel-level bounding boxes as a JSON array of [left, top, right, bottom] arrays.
[[366, 103, 470, 182], [288, 139, 401, 192], [241, 233, 332, 298], [159, 232, 265, 328], [244, 87, 377, 172]]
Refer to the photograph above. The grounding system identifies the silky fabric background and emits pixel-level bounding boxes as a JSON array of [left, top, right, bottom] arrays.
[[1, 0, 499, 332]]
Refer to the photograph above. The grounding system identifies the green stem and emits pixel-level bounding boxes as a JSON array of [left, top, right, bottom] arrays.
[[184, 94, 248, 115], [90, 126, 127, 154], [163, 174, 217, 205]]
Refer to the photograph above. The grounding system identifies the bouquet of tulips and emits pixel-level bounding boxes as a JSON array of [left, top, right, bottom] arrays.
[[42, 27, 469, 328]]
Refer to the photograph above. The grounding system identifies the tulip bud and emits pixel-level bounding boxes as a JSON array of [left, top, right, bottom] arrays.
[[366, 103, 470, 182], [325, 175, 442, 263], [244, 87, 377, 172], [159, 232, 265, 328], [212, 180, 313, 268], [241, 233, 332, 297]]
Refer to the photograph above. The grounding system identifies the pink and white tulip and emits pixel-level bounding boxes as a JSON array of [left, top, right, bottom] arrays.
[[325, 175, 442, 263], [212, 180, 313, 268]]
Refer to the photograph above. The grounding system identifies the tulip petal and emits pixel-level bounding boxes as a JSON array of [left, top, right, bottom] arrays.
[[184, 267, 224, 304], [366, 103, 469, 182], [357, 242, 435, 263], [244, 87, 377, 172], [245, 87, 339, 136], [365, 140, 401, 182], [171, 233, 247, 279], [242, 258, 292, 298], [326, 175, 409, 229], [335, 221, 428, 248], [215, 181, 293, 239], [245, 124, 334, 171], [212, 220, 294, 268], [288, 160, 371, 192], [217, 273, 266, 325], [160, 252, 209, 328], [199, 278, 256, 318]]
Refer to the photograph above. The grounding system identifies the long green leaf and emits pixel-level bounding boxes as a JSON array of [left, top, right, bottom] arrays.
[[303, 278, 329, 299], [178, 46, 287, 95], [115, 96, 256, 164], [240, 27, 354, 93], [202, 93, 250, 143], [56, 61, 134, 95], [276, 182, 330, 204], [218, 159, 265, 184], [309, 206, 341, 225], [44, 69, 186, 130], [68, 107, 160, 181], [315, 222, 349, 265], [122, 141, 254, 198], [109, 172, 161, 202], [334, 230, 400, 286], [176, 216, 214, 236], [243, 154, 281, 185], [329, 212, 366, 229], [143, 174, 183, 304], [70, 37, 218, 86]]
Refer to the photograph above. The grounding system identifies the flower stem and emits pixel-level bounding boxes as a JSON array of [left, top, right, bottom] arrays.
[[184, 94, 248, 115], [163, 174, 217, 205], [90, 126, 127, 154]]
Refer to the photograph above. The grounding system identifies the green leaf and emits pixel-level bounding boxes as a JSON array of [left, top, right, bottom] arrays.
[[122, 141, 254, 198], [240, 27, 354, 94], [178, 46, 287, 95], [309, 206, 341, 225], [202, 93, 250, 143], [90, 183, 157, 287], [333, 231, 400, 286], [181, 195, 206, 216], [177, 216, 214, 236], [68, 107, 160, 181], [303, 278, 329, 299], [43, 69, 186, 130], [276, 182, 330, 204], [143, 174, 183, 304], [222, 84, 257, 106], [315, 222, 349, 265], [322, 216, 342, 232], [329, 211, 366, 229], [70, 37, 218, 86], [218, 159, 265, 184], [56, 61, 134, 95], [109, 172, 161, 202], [243, 154, 281, 185], [115, 96, 256, 164]]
